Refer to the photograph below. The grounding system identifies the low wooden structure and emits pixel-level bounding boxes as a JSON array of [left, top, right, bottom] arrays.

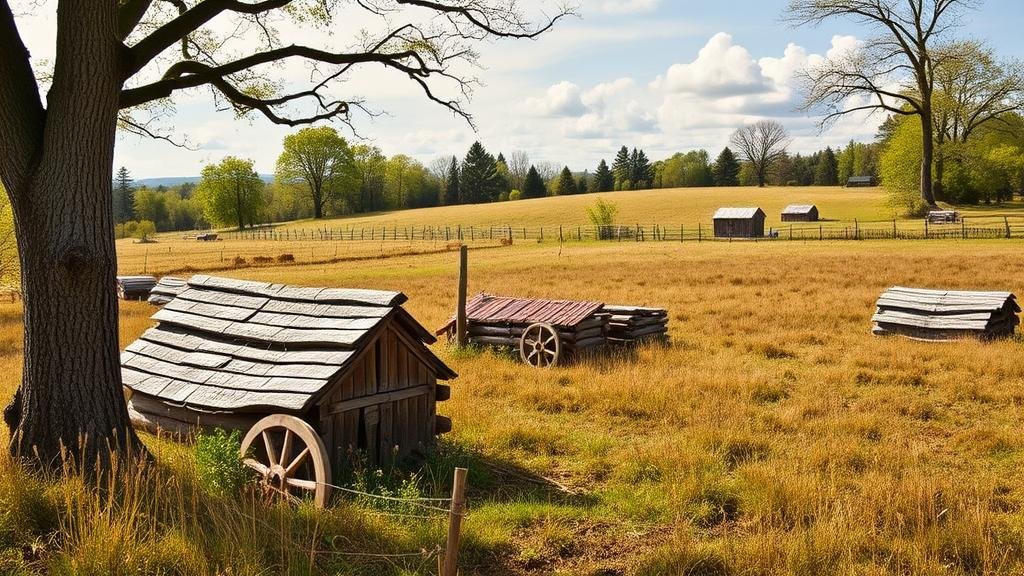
[[147, 276, 187, 305], [926, 210, 960, 224], [846, 175, 876, 187], [437, 294, 668, 367], [872, 286, 1019, 341], [781, 204, 819, 222], [117, 275, 156, 300], [121, 274, 456, 506], [196, 233, 219, 241], [604, 306, 669, 344], [713, 207, 766, 238]]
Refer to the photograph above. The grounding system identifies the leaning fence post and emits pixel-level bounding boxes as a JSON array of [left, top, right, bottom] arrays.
[[442, 467, 468, 576]]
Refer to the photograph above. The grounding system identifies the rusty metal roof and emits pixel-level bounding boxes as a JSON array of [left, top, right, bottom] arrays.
[[438, 293, 604, 334]]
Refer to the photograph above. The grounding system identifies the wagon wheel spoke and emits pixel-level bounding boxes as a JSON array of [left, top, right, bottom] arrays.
[[261, 431, 277, 465], [285, 477, 318, 492], [284, 447, 311, 476], [280, 428, 293, 467], [544, 335, 556, 346], [243, 458, 269, 476]]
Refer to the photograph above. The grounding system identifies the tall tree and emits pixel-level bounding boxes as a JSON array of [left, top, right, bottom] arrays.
[[611, 146, 631, 189], [577, 170, 589, 194], [195, 157, 264, 231], [460, 142, 502, 204], [729, 121, 791, 187], [522, 165, 548, 199], [113, 166, 134, 223], [712, 147, 741, 186], [555, 166, 578, 195], [0, 0, 568, 468], [630, 148, 652, 189], [931, 41, 1024, 198], [444, 156, 461, 205], [275, 126, 355, 219], [507, 150, 531, 191], [351, 145, 387, 213], [593, 159, 615, 192], [787, 0, 974, 206], [814, 147, 839, 185]]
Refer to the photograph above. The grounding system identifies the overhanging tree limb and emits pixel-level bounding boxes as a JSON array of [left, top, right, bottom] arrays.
[[0, 0, 45, 199]]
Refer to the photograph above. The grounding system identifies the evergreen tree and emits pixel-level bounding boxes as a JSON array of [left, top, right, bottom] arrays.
[[555, 166, 578, 195], [577, 170, 589, 194], [459, 141, 502, 204], [444, 156, 460, 205], [815, 146, 839, 185], [711, 147, 740, 186], [496, 152, 506, 165], [113, 166, 135, 223], [630, 148, 652, 189], [593, 159, 614, 192], [611, 146, 631, 189], [522, 165, 547, 198]]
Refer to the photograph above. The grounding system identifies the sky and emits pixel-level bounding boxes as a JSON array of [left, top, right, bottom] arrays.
[[13, 0, 1024, 178]]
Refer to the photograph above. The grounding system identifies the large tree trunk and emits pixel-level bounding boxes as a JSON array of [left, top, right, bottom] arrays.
[[6, 2, 143, 468], [920, 109, 937, 206]]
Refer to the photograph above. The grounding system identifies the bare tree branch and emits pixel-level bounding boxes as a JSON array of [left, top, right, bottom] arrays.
[[0, 0, 44, 200]]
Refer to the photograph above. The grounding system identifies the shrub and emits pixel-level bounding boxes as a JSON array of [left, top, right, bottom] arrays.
[[194, 429, 250, 497], [508, 190, 522, 201], [586, 197, 619, 240], [231, 256, 247, 267], [134, 220, 156, 242], [277, 253, 295, 263]]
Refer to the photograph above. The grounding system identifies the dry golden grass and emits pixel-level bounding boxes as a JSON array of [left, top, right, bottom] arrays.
[[4, 239, 1024, 574]]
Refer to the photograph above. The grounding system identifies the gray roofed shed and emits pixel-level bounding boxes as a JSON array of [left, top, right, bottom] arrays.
[[122, 274, 456, 465], [713, 207, 766, 238], [781, 204, 819, 222]]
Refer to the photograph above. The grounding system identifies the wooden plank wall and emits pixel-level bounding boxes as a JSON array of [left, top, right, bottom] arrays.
[[318, 321, 439, 467]]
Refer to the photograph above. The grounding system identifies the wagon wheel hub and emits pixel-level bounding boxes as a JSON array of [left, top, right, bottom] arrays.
[[240, 414, 332, 508], [519, 322, 562, 368]]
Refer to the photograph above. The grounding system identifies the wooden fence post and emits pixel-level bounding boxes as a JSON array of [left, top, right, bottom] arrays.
[[698, 223, 702, 242], [854, 219, 859, 240], [892, 219, 897, 239], [442, 467, 468, 576], [456, 247, 468, 348], [924, 219, 928, 239], [1005, 216, 1011, 239], [961, 217, 966, 239]]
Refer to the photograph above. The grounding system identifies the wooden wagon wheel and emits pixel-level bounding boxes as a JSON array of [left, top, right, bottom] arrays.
[[519, 322, 562, 368], [240, 414, 332, 508]]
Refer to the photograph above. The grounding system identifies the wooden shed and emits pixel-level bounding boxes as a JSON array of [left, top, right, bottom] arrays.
[[713, 207, 766, 238], [846, 175, 876, 187], [121, 274, 456, 469], [781, 204, 819, 222]]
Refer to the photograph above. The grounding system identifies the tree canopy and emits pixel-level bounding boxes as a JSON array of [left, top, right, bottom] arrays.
[[275, 126, 356, 219], [195, 157, 265, 230]]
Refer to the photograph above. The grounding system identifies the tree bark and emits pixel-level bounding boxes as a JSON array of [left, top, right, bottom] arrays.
[[6, 1, 143, 468]]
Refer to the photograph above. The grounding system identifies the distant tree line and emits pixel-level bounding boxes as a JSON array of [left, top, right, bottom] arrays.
[[112, 124, 890, 233]]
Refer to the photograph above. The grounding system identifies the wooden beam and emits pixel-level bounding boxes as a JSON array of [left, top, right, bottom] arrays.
[[326, 384, 433, 415]]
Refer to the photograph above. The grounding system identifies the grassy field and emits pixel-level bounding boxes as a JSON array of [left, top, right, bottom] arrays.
[[270, 186, 1024, 230], [110, 186, 1024, 277], [4, 237, 1024, 574]]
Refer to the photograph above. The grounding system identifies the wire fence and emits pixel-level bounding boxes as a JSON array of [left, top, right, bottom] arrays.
[[220, 215, 1024, 244]]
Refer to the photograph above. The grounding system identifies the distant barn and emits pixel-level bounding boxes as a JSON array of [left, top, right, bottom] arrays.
[[847, 175, 876, 187], [713, 207, 766, 238], [781, 204, 819, 222]]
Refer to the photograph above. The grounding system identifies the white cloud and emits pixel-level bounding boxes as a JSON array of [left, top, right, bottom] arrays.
[[520, 81, 586, 116], [654, 32, 770, 96]]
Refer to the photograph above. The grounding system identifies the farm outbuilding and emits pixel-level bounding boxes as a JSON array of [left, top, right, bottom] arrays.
[[121, 274, 456, 470], [846, 175, 876, 187], [781, 204, 819, 222], [713, 207, 766, 238]]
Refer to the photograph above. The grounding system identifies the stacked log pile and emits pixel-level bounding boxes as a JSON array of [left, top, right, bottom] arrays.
[[603, 305, 669, 344], [117, 275, 157, 300], [147, 276, 187, 305], [441, 294, 610, 356], [872, 286, 1019, 341]]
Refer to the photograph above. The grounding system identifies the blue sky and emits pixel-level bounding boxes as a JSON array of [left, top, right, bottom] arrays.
[[17, 0, 1023, 178]]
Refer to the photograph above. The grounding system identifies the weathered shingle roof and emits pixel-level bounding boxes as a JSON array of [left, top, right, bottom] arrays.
[[437, 293, 604, 335], [781, 204, 816, 215], [121, 275, 454, 414], [713, 207, 764, 220]]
